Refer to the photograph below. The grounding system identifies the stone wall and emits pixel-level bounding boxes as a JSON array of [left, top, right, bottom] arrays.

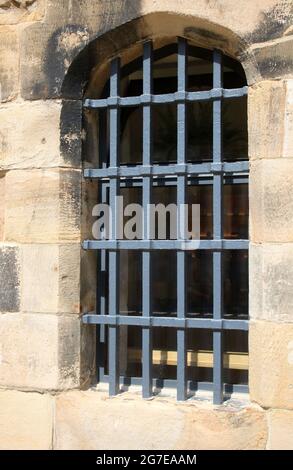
[[0, 0, 293, 450]]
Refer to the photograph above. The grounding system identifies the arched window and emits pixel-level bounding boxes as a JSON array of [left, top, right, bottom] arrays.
[[83, 38, 248, 403]]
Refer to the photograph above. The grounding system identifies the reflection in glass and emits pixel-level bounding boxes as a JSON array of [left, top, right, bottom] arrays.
[[223, 330, 248, 385], [223, 251, 248, 319], [224, 183, 248, 239], [187, 252, 213, 318]]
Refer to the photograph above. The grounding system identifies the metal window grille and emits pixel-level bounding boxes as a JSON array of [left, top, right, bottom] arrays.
[[83, 38, 249, 404]]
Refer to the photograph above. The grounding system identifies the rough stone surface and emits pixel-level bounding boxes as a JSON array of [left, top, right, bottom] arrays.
[[250, 159, 293, 243], [0, 313, 86, 390], [250, 243, 293, 323], [0, 245, 20, 312], [267, 409, 293, 450], [252, 37, 293, 80], [284, 80, 293, 158], [54, 390, 267, 450], [0, 174, 4, 240], [21, 244, 80, 314], [0, 101, 63, 169], [250, 320, 293, 410], [19, 0, 289, 100], [248, 81, 286, 159], [0, 26, 18, 101], [0, 390, 52, 450], [4, 168, 81, 243]]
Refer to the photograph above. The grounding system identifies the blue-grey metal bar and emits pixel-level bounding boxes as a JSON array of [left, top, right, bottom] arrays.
[[96, 110, 108, 379], [212, 49, 224, 405], [83, 239, 249, 251], [84, 161, 249, 179], [108, 57, 121, 396], [100, 375, 249, 395], [83, 86, 248, 108], [83, 314, 249, 331], [142, 41, 153, 399], [176, 37, 187, 401], [98, 174, 249, 189]]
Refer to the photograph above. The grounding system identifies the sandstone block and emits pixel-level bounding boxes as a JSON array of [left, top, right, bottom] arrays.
[[250, 243, 293, 323], [0, 101, 62, 170], [250, 159, 293, 243], [4, 168, 81, 243], [0, 390, 52, 450], [21, 244, 80, 314], [54, 390, 267, 450], [250, 320, 293, 409], [267, 409, 293, 450], [284, 80, 293, 158], [0, 26, 18, 102], [0, 313, 93, 390], [0, 174, 5, 241], [248, 81, 286, 159], [0, 244, 20, 312]]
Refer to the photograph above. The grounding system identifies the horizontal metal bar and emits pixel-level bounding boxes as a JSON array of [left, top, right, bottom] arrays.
[[84, 161, 249, 179], [82, 314, 249, 330], [100, 174, 248, 188], [83, 86, 248, 109], [99, 374, 248, 395], [83, 239, 249, 251]]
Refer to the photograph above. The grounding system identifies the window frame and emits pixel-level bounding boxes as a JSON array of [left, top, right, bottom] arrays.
[[83, 38, 249, 404]]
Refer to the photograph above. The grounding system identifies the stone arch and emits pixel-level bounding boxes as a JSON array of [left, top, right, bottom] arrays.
[[61, 11, 258, 101]]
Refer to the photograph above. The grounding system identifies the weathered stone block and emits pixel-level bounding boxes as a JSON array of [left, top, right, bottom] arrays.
[[0, 0, 45, 26], [250, 320, 293, 409], [0, 244, 20, 312], [253, 37, 293, 80], [284, 80, 293, 158], [267, 409, 293, 450], [54, 390, 267, 450], [60, 100, 82, 167], [250, 243, 293, 323], [0, 101, 63, 169], [250, 159, 293, 242], [22, 244, 80, 314], [248, 81, 286, 160], [0, 390, 52, 450], [4, 168, 81, 243], [0, 174, 4, 240], [0, 313, 93, 390], [0, 26, 18, 102]]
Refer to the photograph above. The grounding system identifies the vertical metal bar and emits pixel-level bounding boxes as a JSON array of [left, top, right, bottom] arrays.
[[108, 57, 120, 396], [177, 37, 187, 401], [212, 49, 224, 405], [142, 41, 153, 399], [96, 110, 108, 380]]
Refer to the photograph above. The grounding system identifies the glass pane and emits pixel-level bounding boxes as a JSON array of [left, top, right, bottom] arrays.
[[153, 51, 177, 94], [120, 251, 142, 315], [152, 251, 176, 315], [187, 329, 213, 384], [187, 252, 213, 318], [187, 52, 213, 92], [187, 183, 213, 239], [223, 250, 248, 319], [121, 326, 142, 379], [153, 103, 177, 164], [153, 327, 177, 382], [120, 187, 142, 240], [223, 330, 248, 385], [223, 183, 248, 239], [152, 186, 177, 239], [223, 97, 248, 161], [187, 101, 213, 162], [120, 106, 142, 165]]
